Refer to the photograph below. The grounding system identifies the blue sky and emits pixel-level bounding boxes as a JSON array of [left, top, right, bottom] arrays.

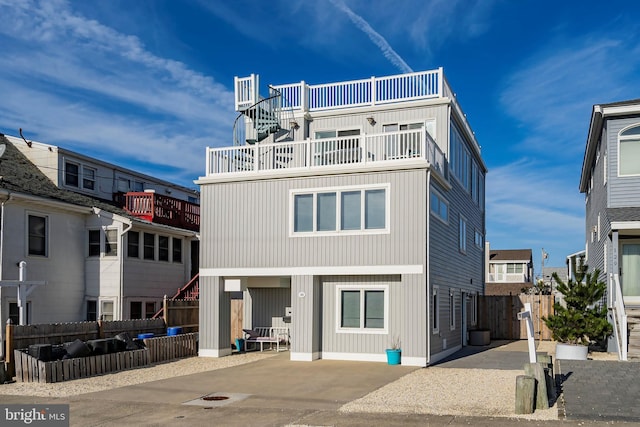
[[1, 0, 639, 272]]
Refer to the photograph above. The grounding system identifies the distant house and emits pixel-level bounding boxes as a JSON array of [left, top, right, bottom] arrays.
[[196, 69, 487, 366], [579, 99, 640, 359], [485, 246, 533, 295], [0, 133, 200, 357]]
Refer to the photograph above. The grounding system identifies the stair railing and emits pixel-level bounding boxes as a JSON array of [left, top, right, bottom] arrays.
[[610, 273, 628, 361]]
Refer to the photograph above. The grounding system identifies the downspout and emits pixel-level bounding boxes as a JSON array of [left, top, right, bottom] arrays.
[[426, 169, 431, 365]]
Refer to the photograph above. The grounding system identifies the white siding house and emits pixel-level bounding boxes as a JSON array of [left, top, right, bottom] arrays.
[[0, 134, 199, 357], [196, 69, 487, 366]]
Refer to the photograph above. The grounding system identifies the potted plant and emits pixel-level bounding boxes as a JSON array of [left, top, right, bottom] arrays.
[[543, 261, 612, 360], [385, 336, 401, 365]]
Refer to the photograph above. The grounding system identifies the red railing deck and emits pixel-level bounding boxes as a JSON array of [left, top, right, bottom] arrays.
[[124, 192, 199, 232]]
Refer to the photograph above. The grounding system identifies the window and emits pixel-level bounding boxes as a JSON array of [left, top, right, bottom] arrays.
[[469, 293, 477, 326], [88, 230, 101, 256], [432, 287, 439, 334], [336, 285, 388, 333], [158, 235, 169, 261], [292, 185, 388, 235], [83, 167, 96, 190], [449, 289, 456, 330], [172, 237, 182, 263], [145, 302, 156, 318], [86, 300, 97, 321], [506, 263, 524, 274], [619, 124, 640, 176], [143, 233, 155, 260], [459, 216, 467, 253], [28, 214, 47, 256], [450, 123, 471, 191], [133, 180, 144, 192], [105, 229, 118, 256], [474, 230, 483, 248], [9, 302, 31, 324], [130, 301, 143, 319], [128, 231, 140, 258], [101, 300, 114, 321], [430, 191, 448, 223], [65, 162, 79, 187], [65, 161, 95, 191], [604, 152, 607, 185]]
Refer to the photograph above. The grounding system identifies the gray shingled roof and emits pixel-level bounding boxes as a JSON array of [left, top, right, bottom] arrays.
[[489, 249, 532, 262], [607, 207, 640, 223], [0, 133, 130, 216]]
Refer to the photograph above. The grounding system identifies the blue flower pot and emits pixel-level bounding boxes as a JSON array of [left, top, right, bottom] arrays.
[[235, 338, 245, 352], [386, 348, 401, 365]]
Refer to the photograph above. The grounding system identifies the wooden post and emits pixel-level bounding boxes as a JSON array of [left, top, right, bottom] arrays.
[[163, 295, 168, 328], [524, 362, 549, 409], [98, 320, 105, 339], [5, 319, 15, 378], [537, 354, 556, 400], [515, 375, 536, 414]]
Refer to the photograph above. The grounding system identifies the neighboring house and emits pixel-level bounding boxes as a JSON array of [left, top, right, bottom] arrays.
[[0, 133, 200, 356], [484, 245, 533, 295], [579, 99, 640, 358], [196, 69, 487, 366]]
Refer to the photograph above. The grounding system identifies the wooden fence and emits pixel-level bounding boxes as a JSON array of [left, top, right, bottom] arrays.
[[163, 298, 199, 333], [142, 332, 198, 363], [14, 348, 149, 383], [478, 294, 554, 340]]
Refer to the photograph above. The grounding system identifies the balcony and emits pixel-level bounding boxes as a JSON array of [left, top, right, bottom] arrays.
[[205, 128, 447, 179], [124, 191, 199, 232], [487, 273, 529, 283]]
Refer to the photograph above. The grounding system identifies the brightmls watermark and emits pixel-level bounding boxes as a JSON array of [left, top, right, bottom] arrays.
[[1, 405, 68, 426]]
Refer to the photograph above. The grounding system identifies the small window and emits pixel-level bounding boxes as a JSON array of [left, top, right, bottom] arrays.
[[474, 230, 483, 248], [431, 191, 448, 223], [459, 216, 467, 253], [337, 285, 388, 333], [128, 231, 140, 258], [105, 229, 118, 256], [101, 300, 114, 321], [294, 194, 313, 232], [28, 214, 47, 256], [88, 229, 101, 256], [86, 300, 97, 321], [130, 301, 143, 319], [145, 302, 156, 318], [341, 191, 361, 230], [432, 287, 439, 334], [158, 235, 169, 261], [507, 263, 524, 274], [133, 181, 144, 192], [172, 237, 182, 263], [317, 192, 337, 231], [65, 162, 79, 187], [9, 302, 31, 325], [143, 233, 155, 260], [83, 167, 96, 190]]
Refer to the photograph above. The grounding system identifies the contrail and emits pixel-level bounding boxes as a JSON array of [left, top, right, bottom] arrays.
[[329, 0, 413, 74]]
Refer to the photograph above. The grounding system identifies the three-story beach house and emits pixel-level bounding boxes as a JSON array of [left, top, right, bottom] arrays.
[[579, 99, 640, 360], [196, 69, 487, 366]]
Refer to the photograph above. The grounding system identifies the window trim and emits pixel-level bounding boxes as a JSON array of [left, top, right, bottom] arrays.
[[432, 286, 440, 334], [335, 283, 389, 334], [290, 183, 390, 237], [88, 229, 101, 257], [158, 235, 169, 262], [100, 299, 115, 321], [618, 123, 640, 177], [128, 231, 140, 258], [104, 228, 118, 257], [430, 190, 449, 224], [27, 213, 48, 257], [63, 158, 96, 191], [474, 229, 483, 248], [449, 289, 456, 331], [459, 215, 467, 254]]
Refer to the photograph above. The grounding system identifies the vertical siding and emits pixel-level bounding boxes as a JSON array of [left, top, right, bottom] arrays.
[[290, 275, 317, 354], [200, 170, 427, 270], [585, 124, 609, 274], [247, 287, 290, 328], [198, 276, 230, 351]]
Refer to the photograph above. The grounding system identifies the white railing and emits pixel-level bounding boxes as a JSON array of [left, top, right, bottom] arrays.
[[206, 129, 446, 177], [234, 74, 258, 111], [610, 273, 628, 361], [271, 69, 443, 112]]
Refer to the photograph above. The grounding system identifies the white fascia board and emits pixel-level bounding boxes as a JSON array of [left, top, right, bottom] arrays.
[[200, 265, 423, 277], [0, 189, 93, 214], [611, 221, 640, 230], [601, 104, 640, 117]]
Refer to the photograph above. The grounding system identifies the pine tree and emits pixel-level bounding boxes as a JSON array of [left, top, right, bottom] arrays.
[[543, 260, 612, 346]]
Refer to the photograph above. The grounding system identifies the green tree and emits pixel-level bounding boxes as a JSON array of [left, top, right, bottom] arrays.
[[543, 261, 612, 346]]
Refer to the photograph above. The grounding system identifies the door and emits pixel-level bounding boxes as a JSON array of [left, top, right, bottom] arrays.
[[621, 242, 640, 305]]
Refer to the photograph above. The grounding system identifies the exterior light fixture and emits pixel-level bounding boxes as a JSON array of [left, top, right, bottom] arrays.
[[367, 117, 376, 125]]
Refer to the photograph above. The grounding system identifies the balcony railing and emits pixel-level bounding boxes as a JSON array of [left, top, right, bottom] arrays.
[[205, 129, 446, 178], [124, 192, 200, 232]]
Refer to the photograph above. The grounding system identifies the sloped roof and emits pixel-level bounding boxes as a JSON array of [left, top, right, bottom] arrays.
[[607, 207, 640, 223], [489, 249, 532, 262], [0, 133, 129, 216]]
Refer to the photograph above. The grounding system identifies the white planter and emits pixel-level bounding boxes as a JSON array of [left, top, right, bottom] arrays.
[[555, 343, 588, 360]]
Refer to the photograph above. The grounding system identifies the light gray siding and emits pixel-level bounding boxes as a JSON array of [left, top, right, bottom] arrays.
[[247, 287, 290, 328], [291, 275, 322, 355], [585, 124, 609, 274], [200, 169, 427, 269], [198, 275, 230, 351], [608, 117, 640, 208]]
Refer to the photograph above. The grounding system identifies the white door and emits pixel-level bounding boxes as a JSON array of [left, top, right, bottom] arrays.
[[621, 242, 640, 305]]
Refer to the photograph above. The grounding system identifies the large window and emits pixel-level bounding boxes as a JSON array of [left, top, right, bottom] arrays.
[[172, 237, 182, 263], [143, 232, 155, 260], [619, 124, 640, 176], [128, 231, 140, 258], [101, 300, 114, 321], [450, 123, 470, 191], [65, 162, 79, 187], [28, 214, 47, 256], [337, 285, 388, 333], [506, 263, 524, 274], [86, 300, 97, 321], [292, 185, 388, 235], [105, 229, 118, 256], [88, 230, 101, 257], [158, 235, 169, 261]]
